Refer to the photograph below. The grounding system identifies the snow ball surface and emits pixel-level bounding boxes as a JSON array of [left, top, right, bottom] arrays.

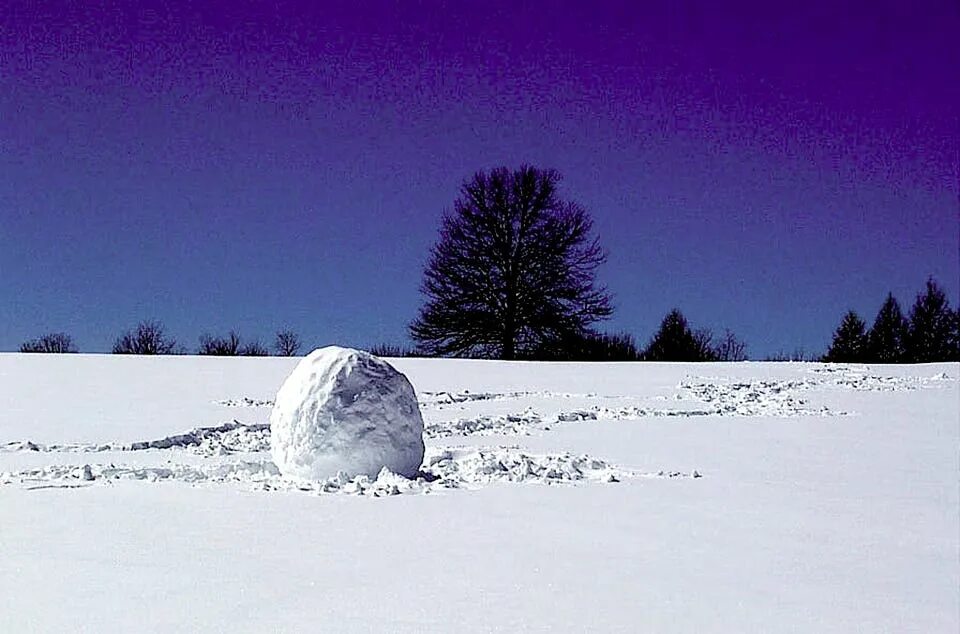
[[270, 346, 425, 480]]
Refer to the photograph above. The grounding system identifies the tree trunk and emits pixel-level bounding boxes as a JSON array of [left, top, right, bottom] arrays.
[[502, 331, 515, 360]]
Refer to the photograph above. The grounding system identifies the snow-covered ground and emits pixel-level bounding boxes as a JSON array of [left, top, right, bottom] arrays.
[[1, 354, 957, 632]]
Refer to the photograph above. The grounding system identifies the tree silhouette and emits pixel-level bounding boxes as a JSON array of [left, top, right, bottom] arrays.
[[906, 278, 958, 362], [713, 329, 748, 361], [823, 311, 868, 363], [644, 310, 714, 361], [113, 321, 178, 354], [198, 331, 242, 356], [241, 340, 269, 356], [527, 330, 641, 361], [274, 330, 302, 356], [867, 293, 908, 363], [197, 331, 269, 356], [411, 166, 612, 359], [950, 309, 960, 361], [20, 332, 78, 353], [368, 344, 421, 357], [692, 328, 719, 362]]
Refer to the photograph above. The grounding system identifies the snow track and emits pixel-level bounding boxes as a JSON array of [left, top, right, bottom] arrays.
[[0, 446, 657, 496], [2, 421, 270, 456], [2, 365, 952, 495]]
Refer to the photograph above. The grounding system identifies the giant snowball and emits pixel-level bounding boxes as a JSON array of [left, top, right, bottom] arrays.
[[270, 346, 425, 481]]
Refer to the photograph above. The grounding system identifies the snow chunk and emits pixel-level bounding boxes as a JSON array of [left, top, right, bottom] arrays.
[[269, 346, 425, 480]]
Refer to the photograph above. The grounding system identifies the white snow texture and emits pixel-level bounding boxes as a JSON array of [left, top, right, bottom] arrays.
[[270, 346, 425, 480]]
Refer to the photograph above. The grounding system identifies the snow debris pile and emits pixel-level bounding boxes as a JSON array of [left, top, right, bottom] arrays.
[[0, 446, 658, 495], [269, 346, 426, 481], [807, 366, 957, 391], [1, 460, 281, 489], [676, 380, 836, 417], [418, 390, 535, 407], [422, 447, 626, 485], [215, 397, 274, 408], [423, 408, 544, 438], [1, 421, 271, 456], [128, 421, 271, 454]]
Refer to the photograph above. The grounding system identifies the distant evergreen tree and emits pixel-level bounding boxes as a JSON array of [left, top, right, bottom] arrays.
[[644, 310, 713, 361], [906, 278, 959, 362], [823, 311, 868, 363], [866, 293, 908, 363]]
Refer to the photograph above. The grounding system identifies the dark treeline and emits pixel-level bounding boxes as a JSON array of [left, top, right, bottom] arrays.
[[824, 279, 960, 363], [19, 322, 305, 357], [19, 332, 77, 353], [372, 310, 746, 362], [17, 284, 958, 362], [13, 166, 959, 363]]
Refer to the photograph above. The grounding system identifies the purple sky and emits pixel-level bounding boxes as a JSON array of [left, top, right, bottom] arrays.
[[1, 0, 957, 356]]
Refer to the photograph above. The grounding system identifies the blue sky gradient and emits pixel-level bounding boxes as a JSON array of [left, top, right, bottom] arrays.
[[1, 1, 957, 356]]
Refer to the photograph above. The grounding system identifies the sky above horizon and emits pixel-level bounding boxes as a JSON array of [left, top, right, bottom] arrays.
[[1, 0, 958, 357]]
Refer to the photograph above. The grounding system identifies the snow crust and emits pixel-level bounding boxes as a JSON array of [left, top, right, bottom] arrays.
[[269, 346, 425, 480], [0, 356, 957, 633]]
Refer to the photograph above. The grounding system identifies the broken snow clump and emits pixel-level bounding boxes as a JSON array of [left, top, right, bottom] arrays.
[[270, 346, 425, 481]]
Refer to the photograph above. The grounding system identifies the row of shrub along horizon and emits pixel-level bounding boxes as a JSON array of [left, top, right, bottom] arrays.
[[15, 283, 959, 362], [14, 164, 959, 362], [18, 325, 304, 356], [16, 313, 736, 360]]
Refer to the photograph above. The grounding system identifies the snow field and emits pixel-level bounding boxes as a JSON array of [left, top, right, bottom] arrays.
[[0, 355, 957, 633]]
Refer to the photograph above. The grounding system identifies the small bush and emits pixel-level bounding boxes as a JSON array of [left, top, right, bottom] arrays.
[[241, 340, 269, 356], [113, 321, 179, 355], [713, 329, 748, 361], [763, 348, 818, 362], [526, 331, 642, 361], [368, 344, 422, 358], [198, 331, 242, 356], [20, 332, 78, 353], [198, 332, 270, 356]]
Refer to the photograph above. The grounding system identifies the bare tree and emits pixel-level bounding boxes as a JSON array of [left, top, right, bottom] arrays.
[[692, 328, 718, 361], [411, 165, 613, 359], [113, 321, 179, 354], [368, 344, 421, 358], [274, 330, 302, 356], [20, 332, 78, 353], [713, 329, 748, 361], [764, 348, 816, 362], [241, 340, 269, 356], [198, 331, 242, 356]]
